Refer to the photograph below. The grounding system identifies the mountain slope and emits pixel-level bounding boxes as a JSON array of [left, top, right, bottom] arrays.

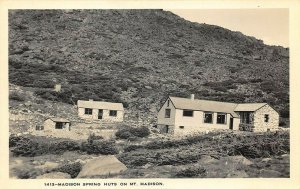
[[8, 9, 289, 124]]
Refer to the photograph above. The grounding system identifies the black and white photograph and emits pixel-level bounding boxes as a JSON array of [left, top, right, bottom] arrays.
[[1, 1, 300, 188]]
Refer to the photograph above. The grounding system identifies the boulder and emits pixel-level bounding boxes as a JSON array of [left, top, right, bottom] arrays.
[[259, 169, 282, 177], [198, 155, 219, 164], [36, 161, 60, 171], [77, 155, 127, 178], [261, 158, 272, 162], [36, 172, 71, 179], [226, 156, 253, 166], [145, 86, 152, 89], [227, 170, 249, 178], [75, 159, 86, 164]]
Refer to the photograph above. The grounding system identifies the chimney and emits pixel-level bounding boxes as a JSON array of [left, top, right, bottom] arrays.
[[190, 94, 195, 100], [89, 99, 93, 101]]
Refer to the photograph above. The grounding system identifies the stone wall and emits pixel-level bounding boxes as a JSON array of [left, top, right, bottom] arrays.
[[253, 105, 279, 132], [238, 105, 279, 132], [239, 123, 255, 132]]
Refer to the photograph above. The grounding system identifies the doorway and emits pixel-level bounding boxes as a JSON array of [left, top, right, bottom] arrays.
[[229, 118, 233, 130], [163, 125, 169, 133], [98, 109, 103, 119]]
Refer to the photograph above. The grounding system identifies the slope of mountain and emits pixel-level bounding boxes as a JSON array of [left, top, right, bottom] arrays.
[[8, 9, 289, 125]]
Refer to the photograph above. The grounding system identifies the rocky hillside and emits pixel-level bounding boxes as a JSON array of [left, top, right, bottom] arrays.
[[8, 10, 289, 125]]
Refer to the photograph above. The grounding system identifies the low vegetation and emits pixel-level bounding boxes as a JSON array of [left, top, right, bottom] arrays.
[[115, 126, 150, 139], [9, 91, 25, 101], [174, 166, 207, 178], [81, 140, 118, 155], [9, 130, 290, 178], [10, 134, 118, 156], [118, 131, 289, 168]]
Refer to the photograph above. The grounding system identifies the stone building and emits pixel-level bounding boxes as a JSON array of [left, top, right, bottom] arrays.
[[41, 117, 71, 131], [157, 95, 279, 135], [77, 99, 124, 122]]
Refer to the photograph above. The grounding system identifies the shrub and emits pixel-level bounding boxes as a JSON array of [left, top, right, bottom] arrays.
[[54, 162, 82, 178], [213, 86, 227, 92], [280, 109, 290, 118], [117, 131, 134, 139], [279, 121, 286, 127], [10, 136, 81, 156], [260, 81, 276, 93], [131, 126, 150, 137], [124, 145, 141, 152], [49, 140, 80, 154], [115, 126, 150, 139], [175, 167, 207, 178], [16, 168, 43, 179], [9, 91, 25, 101], [32, 79, 54, 88], [81, 140, 118, 155], [87, 133, 104, 144], [11, 138, 39, 157], [9, 135, 31, 147]]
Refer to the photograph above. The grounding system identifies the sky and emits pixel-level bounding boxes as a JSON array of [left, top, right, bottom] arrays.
[[169, 9, 289, 47]]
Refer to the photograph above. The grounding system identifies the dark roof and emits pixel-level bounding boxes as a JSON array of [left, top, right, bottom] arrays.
[[48, 117, 70, 123]]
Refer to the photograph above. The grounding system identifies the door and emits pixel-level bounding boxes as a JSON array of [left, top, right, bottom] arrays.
[[162, 125, 169, 133], [229, 118, 233, 130], [165, 125, 169, 133], [98, 109, 103, 119]]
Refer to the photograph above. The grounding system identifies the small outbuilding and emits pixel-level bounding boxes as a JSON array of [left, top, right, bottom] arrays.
[[43, 117, 71, 131]]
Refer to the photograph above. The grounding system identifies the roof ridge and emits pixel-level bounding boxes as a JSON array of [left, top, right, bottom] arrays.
[[169, 96, 238, 105], [237, 102, 267, 104], [78, 100, 123, 104]]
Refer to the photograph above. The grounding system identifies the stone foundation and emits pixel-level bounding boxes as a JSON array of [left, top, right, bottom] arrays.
[[157, 124, 175, 134], [239, 123, 254, 132]]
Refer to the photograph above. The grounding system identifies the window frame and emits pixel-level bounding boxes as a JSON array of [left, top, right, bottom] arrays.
[[55, 122, 64, 129], [109, 110, 118, 117], [203, 112, 213, 124], [165, 108, 171, 118], [183, 110, 194, 117], [264, 114, 269, 123], [36, 125, 44, 130], [84, 108, 93, 115], [240, 112, 251, 124], [217, 113, 227, 124]]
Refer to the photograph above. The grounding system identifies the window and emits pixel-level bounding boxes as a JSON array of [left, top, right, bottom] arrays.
[[109, 110, 117, 117], [85, 108, 92, 115], [240, 112, 251, 124], [36, 125, 44, 130], [217, 113, 227, 124], [55, 122, 64, 129], [167, 100, 170, 107], [204, 112, 213, 123], [183, 110, 193, 117], [264, 114, 269, 122], [165, 109, 171, 118], [179, 126, 184, 129]]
